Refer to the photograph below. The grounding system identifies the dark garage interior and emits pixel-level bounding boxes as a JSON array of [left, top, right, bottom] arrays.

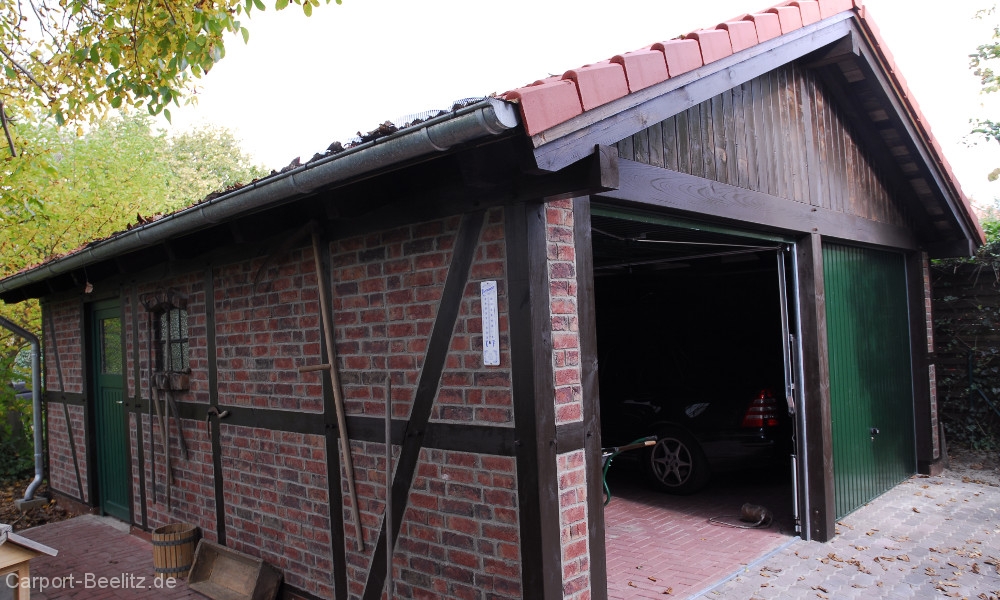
[[591, 211, 800, 597]]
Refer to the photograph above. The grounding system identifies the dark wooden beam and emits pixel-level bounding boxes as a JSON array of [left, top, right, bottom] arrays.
[[129, 286, 148, 530], [598, 159, 919, 250], [573, 196, 608, 600], [530, 16, 853, 172], [796, 233, 835, 542], [907, 252, 935, 474], [313, 229, 348, 600], [507, 202, 563, 599], [925, 237, 976, 259]]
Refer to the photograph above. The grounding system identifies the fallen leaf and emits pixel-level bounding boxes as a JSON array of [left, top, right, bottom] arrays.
[[628, 581, 637, 588], [912, 507, 921, 513], [648, 577, 657, 582]]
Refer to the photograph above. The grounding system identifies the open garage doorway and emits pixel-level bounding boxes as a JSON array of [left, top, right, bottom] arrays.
[[590, 209, 801, 598]]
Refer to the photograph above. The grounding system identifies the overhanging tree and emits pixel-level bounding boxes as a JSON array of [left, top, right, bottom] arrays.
[[0, 0, 337, 157]]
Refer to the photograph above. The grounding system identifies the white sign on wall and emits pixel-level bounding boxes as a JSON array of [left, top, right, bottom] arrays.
[[480, 280, 500, 366]]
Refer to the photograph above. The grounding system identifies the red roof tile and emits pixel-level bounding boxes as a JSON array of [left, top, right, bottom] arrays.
[[686, 29, 734, 64], [652, 39, 704, 77], [718, 20, 760, 53], [563, 62, 630, 111], [744, 13, 783, 42], [611, 50, 670, 93], [789, 1, 821, 25], [502, 79, 583, 136], [818, 0, 855, 20], [767, 6, 804, 33]]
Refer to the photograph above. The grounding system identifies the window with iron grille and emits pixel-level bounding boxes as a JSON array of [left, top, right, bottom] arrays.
[[155, 306, 189, 372]]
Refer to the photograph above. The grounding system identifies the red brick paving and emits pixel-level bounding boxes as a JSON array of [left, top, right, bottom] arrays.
[[603, 463, 795, 599], [12, 470, 792, 600], [12, 515, 205, 599]]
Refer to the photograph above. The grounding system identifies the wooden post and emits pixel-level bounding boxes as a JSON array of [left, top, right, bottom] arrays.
[[311, 229, 364, 549]]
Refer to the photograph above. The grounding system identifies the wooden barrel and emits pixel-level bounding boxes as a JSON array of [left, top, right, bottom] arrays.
[[152, 523, 200, 579]]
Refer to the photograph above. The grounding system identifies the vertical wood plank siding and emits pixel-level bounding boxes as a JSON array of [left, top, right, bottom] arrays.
[[616, 64, 906, 228]]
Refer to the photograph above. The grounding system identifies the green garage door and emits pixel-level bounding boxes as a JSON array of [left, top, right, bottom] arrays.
[[823, 243, 915, 519]]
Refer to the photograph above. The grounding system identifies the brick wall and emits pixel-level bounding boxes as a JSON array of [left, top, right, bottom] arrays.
[[435, 208, 513, 426], [46, 402, 86, 501], [331, 216, 460, 419], [546, 200, 583, 425], [214, 248, 323, 412], [557, 450, 590, 598], [221, 425, 334, 598], [545, 199, 593, 598], [44, 299, 83, 393], [393, 449, 521, 599]]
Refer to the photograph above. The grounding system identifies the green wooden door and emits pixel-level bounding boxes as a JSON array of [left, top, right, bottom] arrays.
[[823, 244, 915, 519], [91, 301, 130, 521]]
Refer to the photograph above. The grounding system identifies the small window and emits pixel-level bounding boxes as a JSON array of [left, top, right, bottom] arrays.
[[155, 307, 189, 372], [141, 289, 190, 391]]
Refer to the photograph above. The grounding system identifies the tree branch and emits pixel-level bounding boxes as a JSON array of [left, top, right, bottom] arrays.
[[0, 101, 16, 157], [0, 46, 53, 101]]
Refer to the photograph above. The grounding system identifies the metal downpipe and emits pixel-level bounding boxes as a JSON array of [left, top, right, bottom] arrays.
[[0, 316, 43, 502]]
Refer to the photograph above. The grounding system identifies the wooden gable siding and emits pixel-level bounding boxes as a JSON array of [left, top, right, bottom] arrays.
[[615, 63, 909, 229]]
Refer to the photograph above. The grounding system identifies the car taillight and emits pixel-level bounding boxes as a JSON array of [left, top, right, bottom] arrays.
[[741, 389, 780, 428]]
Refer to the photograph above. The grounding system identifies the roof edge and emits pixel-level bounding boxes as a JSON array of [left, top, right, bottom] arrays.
[[0, 98, 519, 300]]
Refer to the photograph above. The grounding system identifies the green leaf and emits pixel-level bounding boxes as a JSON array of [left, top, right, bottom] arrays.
[[163, 108, 171, 123], [303, 1, 312, 16], [110, 96, 122, 109], [253, 0, 265, 10], [275, 0, 289, 9], [240, 27, 250, 44]]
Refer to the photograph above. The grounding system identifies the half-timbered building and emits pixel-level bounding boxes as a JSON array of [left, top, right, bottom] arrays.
[[0, 1, 984, 598]]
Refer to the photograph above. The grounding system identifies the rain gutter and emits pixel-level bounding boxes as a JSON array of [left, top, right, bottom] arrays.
[[0, 98, 519, 298], [0, 316, 44, 505]]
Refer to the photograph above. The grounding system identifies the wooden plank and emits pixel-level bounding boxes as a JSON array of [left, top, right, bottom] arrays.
[[676, 111, 691, 174], [733, 83, 750, 189], [798, 71, 823, 209], [795, 232, 836, 542], [506, 202, 563, 599], [689, 105, 704, 179], [722, 89, 738, 186], [529, 16, 855, 172], [750, 76, 768, 194], [633, 129, 650, 166], [760, 71, 781, 198], [703, 98, 718, 182], [781, 66, 805, 204], [597, 159, 919, 250], [662, 117, 677, 171], [361, 210, 486, 600], [648, 118, 664, 169], [572, 196, 607, 600], [619, 135, 634, 163]]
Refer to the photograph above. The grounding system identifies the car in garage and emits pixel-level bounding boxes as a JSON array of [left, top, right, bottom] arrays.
[[600, 382, 792, 495]]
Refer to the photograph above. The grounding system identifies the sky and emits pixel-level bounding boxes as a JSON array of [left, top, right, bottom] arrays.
[[166, 0, 1000, 209]]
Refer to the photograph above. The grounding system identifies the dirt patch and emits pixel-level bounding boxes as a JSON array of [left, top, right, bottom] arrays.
[[941, 445, 1000, 487], [0, 478, 77, 531]]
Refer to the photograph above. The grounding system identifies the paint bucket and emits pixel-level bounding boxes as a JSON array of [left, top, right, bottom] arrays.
[[152, 523, 200, 579]]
